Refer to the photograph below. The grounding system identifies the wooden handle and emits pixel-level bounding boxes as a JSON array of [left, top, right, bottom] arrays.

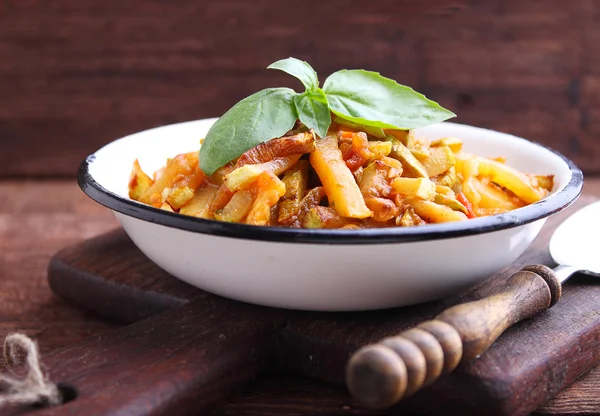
[[10, 300, 272, 415], [345, 264, 561, 410]]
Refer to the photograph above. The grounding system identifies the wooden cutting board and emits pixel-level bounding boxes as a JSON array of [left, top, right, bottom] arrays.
[[36, 196, 600, 416]]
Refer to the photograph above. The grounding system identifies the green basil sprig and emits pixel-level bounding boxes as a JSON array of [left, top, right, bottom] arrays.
[[323, 70, 455, 130], [199, 57, 455, 175]]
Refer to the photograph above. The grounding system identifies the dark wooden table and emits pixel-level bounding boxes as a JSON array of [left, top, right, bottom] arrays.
[[1, 179, 599, 415]]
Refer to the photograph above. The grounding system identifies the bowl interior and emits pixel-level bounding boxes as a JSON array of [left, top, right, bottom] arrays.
[[89, 119, 574, 202]]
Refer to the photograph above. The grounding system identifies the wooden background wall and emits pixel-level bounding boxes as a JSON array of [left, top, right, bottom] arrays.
[[1, 0, 598, 178]]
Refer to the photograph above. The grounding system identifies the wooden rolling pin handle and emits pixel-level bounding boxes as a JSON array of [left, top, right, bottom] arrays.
[[346, 264, 561, 410]]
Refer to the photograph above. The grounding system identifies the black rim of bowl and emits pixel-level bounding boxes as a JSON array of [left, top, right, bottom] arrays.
[[78, 139, 584, 245]]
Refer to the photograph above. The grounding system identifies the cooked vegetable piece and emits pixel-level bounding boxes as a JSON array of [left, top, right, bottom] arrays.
[[246, 172, 286, 226], [269, 206, 280, 227], [164, 156, 205, 190], [310, 134, 372, 219], [224, 155, 302, 192], [166, 186, 195, 210], [466, 177, 525, 210], [160, 202, 174, 212], [397, 206, 427, 227], [389, 141, 428, 178], [214, 132, 312, 207], [333, 116, 387, 139], [432, 166, 457, 188], [431, 137, 463, 153], [341, 224, 361, 229], [209, 162, 235, 186], [139, 152, 206, 207], [364, 197, 399, 222], [129, 160, 154, 201], [296, 186, 326, 227], [353, 165, 364, 183], [367, 141, 393, 160], [359, 160, 393, 198], [180, 184, 219, 219], [215, 189, 256, 223], [409, 199, 468, 223], [455, 154, 480, 179], [303, 206, 358, 229], [390, 177, 436, 200], [380, 157, 404, 174], [422, 145, 455, 177], [475, 207, 509, 216], [208, 186, 235, 217], [339, 141, 353, 168], [461, 177, 482, 207], [456, 192, 477, 219], [236, 131, 315, 166], [160, 188, 171, 204], [529, 174, 554, 191], [410, 148, 430, 162], [434, 193, 467, 214], [477, 157, 547, 204], [153, 166, 165, 182], [278, 161, 309, 225], [385, 129, 415, 147], [341, 132, 375, 171], [339, 130, 353, 142], [435, 184, 455, 197]]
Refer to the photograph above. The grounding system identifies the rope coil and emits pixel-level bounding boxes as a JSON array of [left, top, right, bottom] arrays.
[[0, 333, 61, 408]]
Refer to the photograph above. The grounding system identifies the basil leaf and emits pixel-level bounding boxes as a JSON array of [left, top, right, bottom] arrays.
[[323, 69, 456, 130], [268, 57, 319, 92], [199, 88, 297, 175], [293, 89, 331, 139], [332, 115, 387, 140]]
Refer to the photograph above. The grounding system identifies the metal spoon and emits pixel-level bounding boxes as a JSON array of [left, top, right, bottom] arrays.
[[548, 200, 600, 282], [346, 201, 600, 410]]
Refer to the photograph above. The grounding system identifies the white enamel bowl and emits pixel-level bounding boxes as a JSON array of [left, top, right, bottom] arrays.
[[79, 118, 583, 311]]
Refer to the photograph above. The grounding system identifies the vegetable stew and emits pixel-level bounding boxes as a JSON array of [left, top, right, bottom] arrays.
[[128, 123, 553, 229]]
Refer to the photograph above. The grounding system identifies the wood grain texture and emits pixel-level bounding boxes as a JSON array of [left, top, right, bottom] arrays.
[[4, 302, 277, 416], [47, 228, 197, 323], [43, 195, 600, 415], [2, 180, 600, 415], [207, 375, 389, 416], [1, 0, 600, 178], [535, 369, 600, 415], [0, 181, 119, 364]]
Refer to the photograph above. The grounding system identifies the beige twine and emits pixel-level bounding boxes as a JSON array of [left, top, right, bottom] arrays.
[[0, 333, 61, 407]]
